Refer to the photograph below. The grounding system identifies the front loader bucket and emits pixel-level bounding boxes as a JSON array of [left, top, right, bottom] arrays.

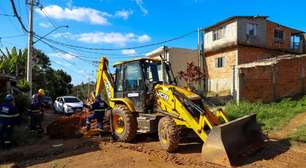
[[202, 113, 264, 167]]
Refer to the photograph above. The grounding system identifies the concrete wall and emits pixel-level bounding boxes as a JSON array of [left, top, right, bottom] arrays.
[[238, 55, 306, 102], [205, 49, 237, 96], [237, 18, 267, 48], [169, 48, 199, 87], [204, 21, 238, 52], [147, 48, 198, 87]]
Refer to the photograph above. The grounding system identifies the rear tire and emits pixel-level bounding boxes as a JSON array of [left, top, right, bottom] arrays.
[[158, 117, 181, 152], [111, 104, 137, 142]]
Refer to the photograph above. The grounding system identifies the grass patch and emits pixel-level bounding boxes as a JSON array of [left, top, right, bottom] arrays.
[[289, 125, 306, 143], [224, 97, 306, 132]]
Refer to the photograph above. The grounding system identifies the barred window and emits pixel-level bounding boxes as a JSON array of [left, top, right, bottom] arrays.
[[213, 26, 226, 41], [215, 57, 225, 68]]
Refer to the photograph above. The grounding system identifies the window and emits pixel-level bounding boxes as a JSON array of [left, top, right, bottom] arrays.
[[115, 65, 124, 91], [146, 62, 160, 82], [291, 34, 302, 50], [213, 26, 226, 41], [63, 97, 81, 103], [247, 23, 257, 36], [274, 29, 284, 41], [125, 62, 143, 91], [215, 57, 225, 68]]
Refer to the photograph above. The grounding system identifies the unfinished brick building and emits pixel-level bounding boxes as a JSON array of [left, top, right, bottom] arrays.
[[203, 16, 306, 98], [237, 54, 306, 102]]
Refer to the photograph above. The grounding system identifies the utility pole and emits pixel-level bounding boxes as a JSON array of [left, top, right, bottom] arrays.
[[26, 0, 37, 97], [87, 76, 90, 97]]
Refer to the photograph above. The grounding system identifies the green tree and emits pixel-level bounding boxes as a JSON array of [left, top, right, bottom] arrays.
[[0, 47, 73, 99], [0, 47, 26, 78]]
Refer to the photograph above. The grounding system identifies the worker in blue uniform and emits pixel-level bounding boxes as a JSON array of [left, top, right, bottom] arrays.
[[86, 94, 109, 131], [0, 94, 20, 148], [29, 89, 45, 133]]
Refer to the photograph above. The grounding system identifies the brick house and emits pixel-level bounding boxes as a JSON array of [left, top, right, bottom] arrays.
[[146, 46, 198, 87], [203, 16, 305, 97]]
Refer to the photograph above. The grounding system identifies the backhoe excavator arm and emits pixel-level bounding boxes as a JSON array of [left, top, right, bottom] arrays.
[[95, 57, 115, 108], [95, 57, 135, 111]]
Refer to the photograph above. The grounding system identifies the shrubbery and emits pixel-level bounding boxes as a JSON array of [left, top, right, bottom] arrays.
[[225, 97, 306, 132], [14, 93, 30, 114], [17, 79, 30, 92]]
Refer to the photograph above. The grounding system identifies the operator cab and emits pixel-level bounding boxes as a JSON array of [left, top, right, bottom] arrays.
[[113, 58, 176, 113]]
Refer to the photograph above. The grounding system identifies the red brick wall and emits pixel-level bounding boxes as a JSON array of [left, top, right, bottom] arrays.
[[238, 46, 286, 64], [266, 21, 301, 51], [239, 56, 306, 102]]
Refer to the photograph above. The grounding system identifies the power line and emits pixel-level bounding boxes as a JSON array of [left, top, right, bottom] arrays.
[[37, 30, 197, 51], [9, 0, 29, 33], [0, 13, 15, 17], [39, 6, 58, 28], [34, 36, 97, 63], [50, 60, 84, 77], [0, 34, 26, 39], [35, 35, 144, 60], [45, 42, 150, 58]]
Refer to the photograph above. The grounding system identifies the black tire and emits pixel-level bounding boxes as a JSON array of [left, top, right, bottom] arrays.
[[158, 117, 181, 152], [111, 104, 137, 142], [53, 106, 58, 114]]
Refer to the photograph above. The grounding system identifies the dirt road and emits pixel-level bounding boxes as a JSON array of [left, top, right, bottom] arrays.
[[1, 111, 306, 168], [1, 134, 306, 168]]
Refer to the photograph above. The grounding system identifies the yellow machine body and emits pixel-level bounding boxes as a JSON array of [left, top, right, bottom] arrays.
[[95, 57, 264, 167]]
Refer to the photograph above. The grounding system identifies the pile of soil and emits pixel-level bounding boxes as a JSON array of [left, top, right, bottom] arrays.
[[46, 112, 89, 139]]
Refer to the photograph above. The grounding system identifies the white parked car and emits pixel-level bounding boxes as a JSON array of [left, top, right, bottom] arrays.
[[53, 96, 84, 114]]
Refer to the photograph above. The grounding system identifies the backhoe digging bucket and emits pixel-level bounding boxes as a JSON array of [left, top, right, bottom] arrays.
[[202, 113, 264, 167]]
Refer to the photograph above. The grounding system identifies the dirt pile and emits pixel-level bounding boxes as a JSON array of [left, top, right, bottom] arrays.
[[46, 112, 88, 139]]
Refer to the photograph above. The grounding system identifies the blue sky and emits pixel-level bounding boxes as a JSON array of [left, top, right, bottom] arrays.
[[0, 0, 306, 85]]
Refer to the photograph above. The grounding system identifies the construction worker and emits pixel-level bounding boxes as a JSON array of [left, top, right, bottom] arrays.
[[0, 94, 20, 148], [29, 89, 45, 133], [86, 94, 109, 131]]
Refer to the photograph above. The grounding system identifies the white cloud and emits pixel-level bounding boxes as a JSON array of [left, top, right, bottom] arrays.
[[115, 10, 133, 20], [137, 34, 151, 42], [53, 32, 151, 46], [36, 5, 110, 25], [134, 0, 148, 15], [49, 52, 76, 61], [39, 22, 52, 28], [122, 49, 136, 55]]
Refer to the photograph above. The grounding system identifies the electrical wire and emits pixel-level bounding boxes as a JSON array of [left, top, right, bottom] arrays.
[[34, 35, 97, 63], [9, 0, 29, 33], [40, 6, 58, 29], [0, 34, 26, 39], [35, 35, 145, 60], [0, 13, 15, 17], [36, 30, 197, 51]]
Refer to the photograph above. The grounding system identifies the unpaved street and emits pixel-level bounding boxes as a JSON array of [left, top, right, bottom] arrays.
[[1, 135, 306, 168], [1, 111, 306, 168]]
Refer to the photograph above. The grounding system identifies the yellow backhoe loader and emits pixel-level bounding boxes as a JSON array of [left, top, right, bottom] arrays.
[[95, 57, 264, 167]]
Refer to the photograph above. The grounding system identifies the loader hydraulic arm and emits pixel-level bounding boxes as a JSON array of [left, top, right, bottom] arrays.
[[155, 85, 228, 142]]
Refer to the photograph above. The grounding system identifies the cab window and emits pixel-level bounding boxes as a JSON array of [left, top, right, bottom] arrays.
[[115, 65, 124, 92], [125, 62, 143, 91]]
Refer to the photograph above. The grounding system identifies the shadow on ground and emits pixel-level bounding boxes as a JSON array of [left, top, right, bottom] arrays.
[[0, 137, 102, 167], [233, 139, 291, 166]]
